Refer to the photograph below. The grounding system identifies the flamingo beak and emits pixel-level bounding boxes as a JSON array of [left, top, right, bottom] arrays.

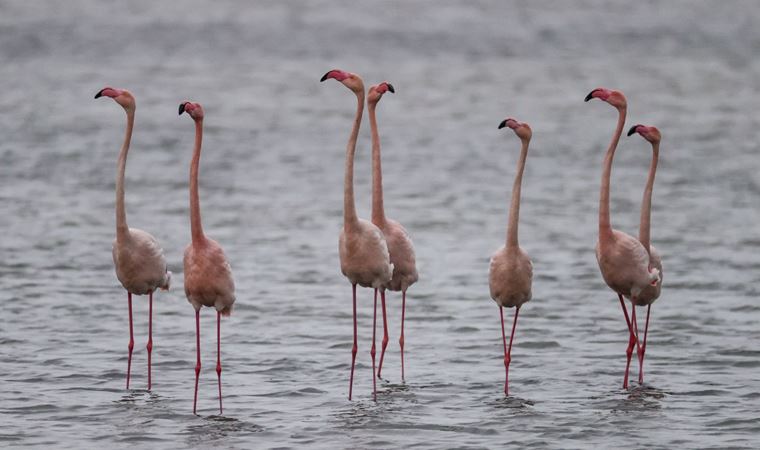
[[178, 103, 187, 115], [94, 89, 105, 99], [386, 83, 395, 94], [584, 89, 598, 102], [498, 119, 508, 129], [627, 125, 641, 137]]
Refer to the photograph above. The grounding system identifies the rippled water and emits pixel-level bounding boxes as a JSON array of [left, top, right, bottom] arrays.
[[1, 0, 759, 448]]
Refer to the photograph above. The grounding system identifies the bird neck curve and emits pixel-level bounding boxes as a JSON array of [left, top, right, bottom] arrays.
[[369, 101, 386, 226], [115, 108, 134, 241], [344, 90, 364, 230], [506, 138, 529, 249], [599, 106, 626, 239], [638, 141, 659, 254], [189, 118, 206, 244]]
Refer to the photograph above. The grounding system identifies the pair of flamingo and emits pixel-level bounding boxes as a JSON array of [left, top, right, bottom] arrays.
[[486, 88, 664, 396], [95, 88, 234, 415], [320, 70, 418, 401]]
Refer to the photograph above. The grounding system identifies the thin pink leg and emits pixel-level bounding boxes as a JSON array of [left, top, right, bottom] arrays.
[[348, 284, 357, 401], [147, 291, 153, 391], [216, 311, 223, 415], [499, 306, 508, 395], [505, 306, 520, 396], [193, 309, 201, 415], [638, 305, 651, 385], [631, 304, 642, 382], [126, 292, 134, 390], [377, 290, 389, 379], [370, 289, 378, 401], [619, 295, 639, 389], [399, 290, 406, 381]]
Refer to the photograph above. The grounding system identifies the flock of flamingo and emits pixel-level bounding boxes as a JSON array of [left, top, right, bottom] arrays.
[[94, 69, 663, 415]]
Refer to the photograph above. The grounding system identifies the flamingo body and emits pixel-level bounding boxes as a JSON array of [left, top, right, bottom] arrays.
[[378, 219, 418, 293], [596, 230, 657, 302], [489, 246, 532, 309], [184, 238, 235, 315], [113, 229, 171, 295]]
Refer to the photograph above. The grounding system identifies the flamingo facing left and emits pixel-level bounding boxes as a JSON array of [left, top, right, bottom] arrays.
[[95, 87, 171, 391], [488, 118, 534, 396], [627, 124, 664, 385], [179, 101, 236, 415]]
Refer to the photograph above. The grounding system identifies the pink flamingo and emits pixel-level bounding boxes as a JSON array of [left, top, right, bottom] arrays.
[[320, 70, 393, 401], [95, 87, 171, 391], [179, 101, 236, 415], [585, 88, 660, 389], [367, 82, 419, 381], [489, 118, 534, 396], [627, 124, 664, 384]]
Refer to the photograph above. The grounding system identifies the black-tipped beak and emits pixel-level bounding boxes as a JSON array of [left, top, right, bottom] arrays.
[[627, 125, 640, 137], [178, 103, 186, 115], [386, 83, 395, 94], [94, 89, 105, 99], [320, 72, 331, 82], [584, 89, 597, 102], [498, 119, 508, 129]]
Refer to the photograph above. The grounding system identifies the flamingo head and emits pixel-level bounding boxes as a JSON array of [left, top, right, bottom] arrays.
[[627, 124, 661, 144], [94, 87, 135, 111], [179, 101, 204, 121], [320, 69, 365, 94], [367, 82, 395, 104], [498, 117, 532, 141], [584, 88, 627, 109]]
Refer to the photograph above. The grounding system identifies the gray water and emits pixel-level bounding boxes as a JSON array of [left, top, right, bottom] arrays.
[[1, 1, 759, 448]]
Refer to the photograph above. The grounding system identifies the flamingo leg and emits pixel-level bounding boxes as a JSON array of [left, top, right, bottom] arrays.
[[631, 304, 643, 384], [619, 295, 640, 389], [193, 309, 201, 415], [126, 292, 134, 390], [216, 311, 223, 415], [377, 289, 389, 379], [399, 290, 406, 381], [348, 284, 357, 401], [638, 305, 651, 385], [147, 291, 153, 391], [500, 306, 520, 396], [370, 289, 378, 401]]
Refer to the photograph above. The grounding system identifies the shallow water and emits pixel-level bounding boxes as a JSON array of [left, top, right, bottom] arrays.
[[1, 0, 759, 448]]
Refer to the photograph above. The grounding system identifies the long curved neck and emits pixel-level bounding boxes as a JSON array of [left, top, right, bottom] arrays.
[[344, 91, 364, 228], [599, 107, 626, 239], [115, 109, 134, 241], [368, 101, 385, 225], [506, 138, 529, 249], [189, 119, 206, 244], [638, 142, 659, 253]]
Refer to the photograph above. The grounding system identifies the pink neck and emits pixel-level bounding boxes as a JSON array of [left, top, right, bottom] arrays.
[[599, 106, 626, 238], [506, 138, 529, 248], [368, 101, 385, 225], [344, 91, 364, 228], [638, 141, 659, 253], [115, 109, 134, 241], [189, 119, 206, 244]]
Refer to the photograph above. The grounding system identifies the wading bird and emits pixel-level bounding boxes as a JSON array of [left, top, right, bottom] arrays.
[[584, 88, 659, 388], [95, 87, 171, 391], [179, 101, 236, 414], [488, 118, 534, 396], [320, 70, 393, 401], [366, 82, 418, 381]]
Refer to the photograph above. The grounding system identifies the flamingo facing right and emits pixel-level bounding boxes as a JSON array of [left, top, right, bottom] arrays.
[[320, 70, 393, 401], [95, 87, 171, 392], [488, 118, 533, 396], [366, 82, 419, 382], [627, 124, 664, 385], [584, 88, 660, 389], [179, 101, 236, 415]]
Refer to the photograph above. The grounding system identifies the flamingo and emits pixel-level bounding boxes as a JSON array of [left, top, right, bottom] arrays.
[[320, 70, 393, 401], [584, 88, 660, 389], [179, 101, 236, 415], [94, 87, 171, 391], [627, 124, 664, 384], [366, 82, 419, 381], [489, 118, 534, 396]]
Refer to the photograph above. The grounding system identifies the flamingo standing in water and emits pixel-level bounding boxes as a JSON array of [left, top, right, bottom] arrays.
[[367, 82, 419, 381], [179, 101, 236, 415], [584, 88, 659, 388], [627, 124, 664, 384], [320, 70, 393, 401], [95, 87, 171, 391], [489, 118, 534, 396]]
